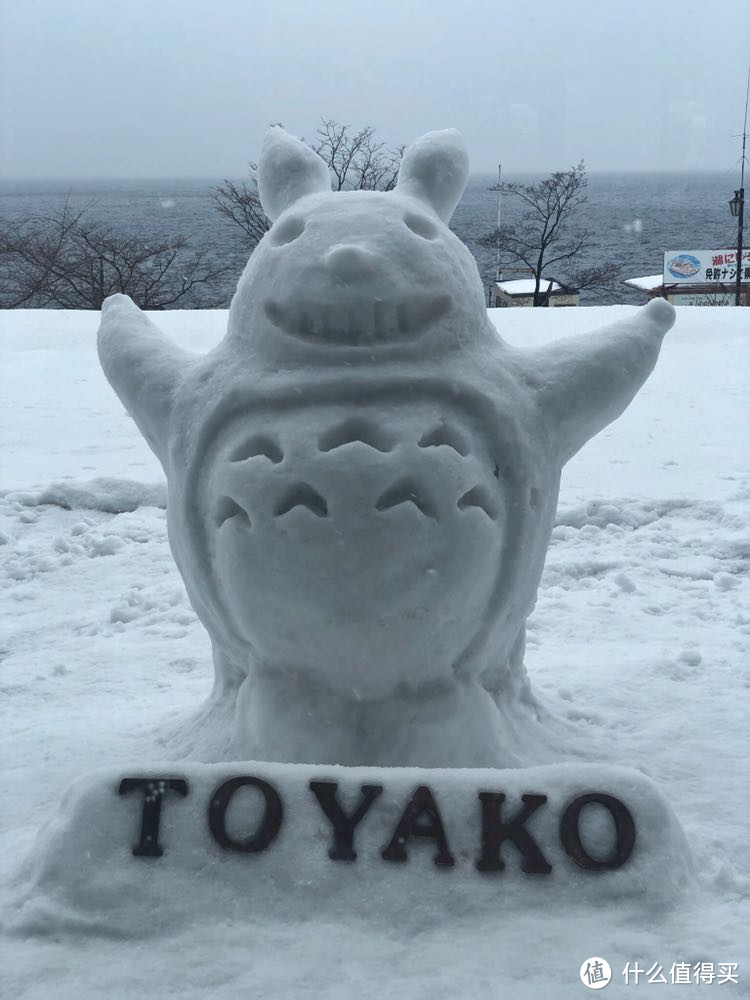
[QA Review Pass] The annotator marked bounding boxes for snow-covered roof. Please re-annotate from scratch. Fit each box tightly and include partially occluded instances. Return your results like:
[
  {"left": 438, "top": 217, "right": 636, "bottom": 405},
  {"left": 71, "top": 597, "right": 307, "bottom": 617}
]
[
  {"left": 623, "top": 274, "right": 664, "bottom": 292},
  {"left": 495, "top": 278, "right": 563, "bottom": 295}
]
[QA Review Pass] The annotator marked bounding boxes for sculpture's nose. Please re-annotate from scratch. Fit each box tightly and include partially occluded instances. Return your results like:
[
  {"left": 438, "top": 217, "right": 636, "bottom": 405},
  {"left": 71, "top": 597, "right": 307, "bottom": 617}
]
[{"left": 324, "top": 243, "right": 380, "bottom": 282}]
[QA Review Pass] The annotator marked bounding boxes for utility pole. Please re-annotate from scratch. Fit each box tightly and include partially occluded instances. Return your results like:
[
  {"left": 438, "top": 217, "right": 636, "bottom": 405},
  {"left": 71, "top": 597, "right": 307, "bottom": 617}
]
[
  {"left": 735, "top": 180, "right": 744, "bottom": 307},
  {"left": 496, "top": 163, "right": 502, "bottom": 283},
  {"left": 730, "top": 67, "right": 749, "bottom": 306}
]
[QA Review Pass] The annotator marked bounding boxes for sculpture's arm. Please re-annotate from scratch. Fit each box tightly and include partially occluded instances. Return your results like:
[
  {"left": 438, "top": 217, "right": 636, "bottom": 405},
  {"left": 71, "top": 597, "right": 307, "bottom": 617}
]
[
  {"left": 97, "top": 294, "right": 191, "bottom": 468},
  {"left": 524, "top": 298, "right": 676, "bottom": 463}
]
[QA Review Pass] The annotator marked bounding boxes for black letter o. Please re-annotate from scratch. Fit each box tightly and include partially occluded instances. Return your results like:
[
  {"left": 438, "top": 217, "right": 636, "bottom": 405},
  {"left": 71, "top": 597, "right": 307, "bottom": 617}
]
[
  {"left": 559, "top": 793, "right": 635, "bottom": 870},
  {"left": 208, "top": 776, "right": 283, "bottom": 853}
]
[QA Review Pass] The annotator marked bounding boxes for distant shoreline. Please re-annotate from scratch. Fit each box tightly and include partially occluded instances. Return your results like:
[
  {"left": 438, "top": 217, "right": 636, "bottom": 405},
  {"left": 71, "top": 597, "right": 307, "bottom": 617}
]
[{"left": 0, "top": 168, "right": 734, "bottom": 188}]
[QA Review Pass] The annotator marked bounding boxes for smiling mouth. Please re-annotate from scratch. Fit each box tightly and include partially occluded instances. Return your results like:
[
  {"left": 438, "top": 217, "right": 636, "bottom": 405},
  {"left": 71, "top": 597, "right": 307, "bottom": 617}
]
[{"left": 264, "top": 293, "right": 451, "bottom": 344}]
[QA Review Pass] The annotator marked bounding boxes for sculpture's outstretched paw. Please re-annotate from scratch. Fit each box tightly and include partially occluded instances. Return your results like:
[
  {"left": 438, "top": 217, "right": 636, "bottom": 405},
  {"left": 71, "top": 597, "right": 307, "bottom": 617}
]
[
  {"left": 525, "top": 299, "right": 676, "bottom": 463},
  {"left": 97, "top": 294, "right": 190, "bottom": 467},
  {"left": 640, "top": 296, "right": 677, "bottom": 334}
]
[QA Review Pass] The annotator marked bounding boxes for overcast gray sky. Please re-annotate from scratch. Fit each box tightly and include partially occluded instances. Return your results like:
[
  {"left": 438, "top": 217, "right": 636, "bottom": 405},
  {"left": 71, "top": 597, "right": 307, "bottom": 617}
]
[{"left": 1, "top": 0, "right": 748, "bottom": 179}]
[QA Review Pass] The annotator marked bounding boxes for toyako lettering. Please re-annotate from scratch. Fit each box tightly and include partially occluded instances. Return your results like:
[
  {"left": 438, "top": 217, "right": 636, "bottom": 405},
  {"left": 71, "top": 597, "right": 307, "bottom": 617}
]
[
  {"left": 476, "top": 793, "right": 552, "bottom": 874},
  {"left": 559, "top": 793, "right": 636, "bottom": 871},
  {"left": 118, "top": 776, "right": 637, "bottom": 874},
  {"left": 309, "top": 781, "right": 383, "bottom": 861},
  {"left": 381, "top": 785, "right": 455, "bottom": 867},
  {"left": 208, "top": 776, "right": 283, "bottom": 853},
  {"left": 118, "top": 777, "right": 189, "bottom": 857}
]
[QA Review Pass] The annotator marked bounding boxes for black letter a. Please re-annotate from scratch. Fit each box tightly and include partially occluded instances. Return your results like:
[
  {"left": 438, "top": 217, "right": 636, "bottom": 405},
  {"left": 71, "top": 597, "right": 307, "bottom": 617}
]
[{"left": 382, "top": 785, "right": 455, "bottom": 868}]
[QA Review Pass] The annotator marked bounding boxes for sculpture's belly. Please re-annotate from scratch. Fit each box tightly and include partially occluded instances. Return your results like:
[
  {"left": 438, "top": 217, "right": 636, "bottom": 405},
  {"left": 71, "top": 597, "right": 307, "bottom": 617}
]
[{"left": 205, "top": 397, "right": 505, "bottom": 697}]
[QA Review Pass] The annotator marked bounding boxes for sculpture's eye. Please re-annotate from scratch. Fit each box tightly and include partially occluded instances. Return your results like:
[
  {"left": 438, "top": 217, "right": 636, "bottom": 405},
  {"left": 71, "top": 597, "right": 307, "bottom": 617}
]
[
  {"left": 272, "top": 216, "right": 306, "bottom": 246},
  {"left": 403, "top": 212, "right": 438, "bottom": 240}
]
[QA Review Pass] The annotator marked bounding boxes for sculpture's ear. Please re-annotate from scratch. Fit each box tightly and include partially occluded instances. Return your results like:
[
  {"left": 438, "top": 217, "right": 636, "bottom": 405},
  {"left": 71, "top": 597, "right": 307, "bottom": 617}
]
[
  {"left": 396, "top": 129, "right": 469, "bottom": 223},
  {"left": 528, "top": 299, "right": 676, "bottom": 463},
  {"left": 258, "top": 126, "right": 332, "bottom": 222},
  {"left": 97, "top": 294, "right": 189, "bottom": 468}
]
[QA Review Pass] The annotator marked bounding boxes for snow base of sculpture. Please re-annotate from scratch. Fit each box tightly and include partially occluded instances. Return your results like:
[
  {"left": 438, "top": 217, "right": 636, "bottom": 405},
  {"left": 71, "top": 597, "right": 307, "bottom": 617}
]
[
  {"left": 162, "top": 671, "right": 561, "bottom": 769},
  {"left": 10, "top": 762, "right": 692, "bottom": 938}
]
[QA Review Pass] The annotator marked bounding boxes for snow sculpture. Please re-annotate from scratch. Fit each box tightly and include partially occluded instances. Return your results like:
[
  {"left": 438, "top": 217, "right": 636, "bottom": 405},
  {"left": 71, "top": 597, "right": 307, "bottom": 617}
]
[{"left": 98, "top": 128, "right": 675, "bottom": 768}]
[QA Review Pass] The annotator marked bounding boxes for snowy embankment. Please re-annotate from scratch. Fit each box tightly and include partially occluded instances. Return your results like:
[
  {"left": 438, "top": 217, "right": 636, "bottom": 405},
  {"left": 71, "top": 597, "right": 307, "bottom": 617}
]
[{"left": 1, "top": 306, "right": 748, "bottom": 999}]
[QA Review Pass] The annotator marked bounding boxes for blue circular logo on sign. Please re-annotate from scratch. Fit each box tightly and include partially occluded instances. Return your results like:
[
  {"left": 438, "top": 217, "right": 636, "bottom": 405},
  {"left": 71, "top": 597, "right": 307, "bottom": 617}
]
[{"left": 667, "top": 254, "right": 701, "bottom": 280}]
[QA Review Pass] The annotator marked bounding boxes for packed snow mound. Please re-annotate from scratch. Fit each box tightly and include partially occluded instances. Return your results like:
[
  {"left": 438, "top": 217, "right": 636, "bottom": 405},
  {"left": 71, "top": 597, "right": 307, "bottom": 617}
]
[
  {"left": 5, "top": 478, "right": 167, "bottom": 513},
  {"left": 0, "top": 304, "right": 747, "bottom": 1000},
  {"left": 555, "top": 496, "right": 723, "bottom": 531},
  {"left": 95, "top": 127, "right": 676, "bottom": 768},
  {"left": 11, "top": 761, "right": 693, "bottom": 940}
]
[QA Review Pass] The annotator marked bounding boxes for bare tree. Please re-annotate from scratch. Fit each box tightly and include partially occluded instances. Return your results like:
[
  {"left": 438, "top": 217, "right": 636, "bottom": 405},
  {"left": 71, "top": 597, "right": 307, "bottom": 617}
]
[
  {"left": 314, "top": 119, "right": 402, "bottom": 192},
  {"left": 0, "top": 202, "right": 232, "bottom": 309},
  {"left": 482, "top": 162, "right": 620, "bottom": 305},
  {"left": 214, "top": 118, "right": 403, "bottom": 251},
  {"left": 567, "top": 262, "right": 623, "bottom": 300},
  {"left": 213, "top": 178, "right": 271, "bottom": 247}
]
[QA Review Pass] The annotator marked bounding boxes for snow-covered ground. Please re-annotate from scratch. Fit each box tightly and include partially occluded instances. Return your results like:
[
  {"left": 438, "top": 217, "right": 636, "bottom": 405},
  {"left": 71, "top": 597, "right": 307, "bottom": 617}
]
[{"left": 1, "top": 306, "right": 748, "bottom": 998}]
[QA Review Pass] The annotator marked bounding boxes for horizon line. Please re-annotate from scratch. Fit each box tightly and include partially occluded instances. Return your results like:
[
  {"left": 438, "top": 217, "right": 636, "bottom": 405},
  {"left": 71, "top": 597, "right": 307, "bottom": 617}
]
[{"left": 0, "top": 166, "right": 736, "bottom": 185}]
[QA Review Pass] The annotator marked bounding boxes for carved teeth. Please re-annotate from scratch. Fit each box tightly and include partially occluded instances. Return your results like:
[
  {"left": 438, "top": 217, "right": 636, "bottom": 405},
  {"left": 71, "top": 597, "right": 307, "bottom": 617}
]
[
  {"left": 397, "top": 296, "right": 449, "bottom": 334},
  {"left": 373, "top": 301, "right": 398, "bottom": 339},
  {"left": 264, "top": 294, "right": 450, "bottom": 343}
]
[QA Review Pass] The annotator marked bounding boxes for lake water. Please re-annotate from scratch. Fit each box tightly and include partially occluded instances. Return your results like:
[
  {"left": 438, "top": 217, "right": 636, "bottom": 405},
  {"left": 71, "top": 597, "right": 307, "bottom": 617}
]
[{"left": 0, "top": 172, "right": 739, "bottom": 306}]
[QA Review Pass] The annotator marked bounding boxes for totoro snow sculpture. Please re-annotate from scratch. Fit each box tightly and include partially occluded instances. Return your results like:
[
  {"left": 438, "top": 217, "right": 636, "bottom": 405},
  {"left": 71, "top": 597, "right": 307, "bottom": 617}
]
[{"left": 98, "top": 127, "right": 675, "bottom": 769}]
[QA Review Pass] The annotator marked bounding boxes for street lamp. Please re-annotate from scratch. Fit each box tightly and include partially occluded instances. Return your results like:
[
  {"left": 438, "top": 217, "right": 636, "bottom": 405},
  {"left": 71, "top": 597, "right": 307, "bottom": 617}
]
[{"left": 729, "top": 187, "right": 745, "bottom": 306}]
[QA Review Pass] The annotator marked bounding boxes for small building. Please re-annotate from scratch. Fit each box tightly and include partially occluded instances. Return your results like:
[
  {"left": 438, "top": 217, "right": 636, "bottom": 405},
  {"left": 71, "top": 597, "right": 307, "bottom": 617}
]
[
  {"left": 490, "top": 277, "right": 580, "bottom": 308},
  {"left": 623, "top": 274, "right": 667, "bottom": 298}
]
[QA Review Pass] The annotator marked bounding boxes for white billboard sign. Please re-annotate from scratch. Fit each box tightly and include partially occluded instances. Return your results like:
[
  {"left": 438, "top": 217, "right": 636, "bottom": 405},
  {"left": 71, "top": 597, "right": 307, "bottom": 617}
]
[{"left": 663, "top": 249, "right": 750, "bottom": 285}]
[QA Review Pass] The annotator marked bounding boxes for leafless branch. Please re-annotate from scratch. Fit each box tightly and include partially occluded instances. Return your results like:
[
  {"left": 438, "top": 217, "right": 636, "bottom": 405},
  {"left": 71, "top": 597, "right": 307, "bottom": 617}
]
[
  {"left": 482, "top": 161, "right": 617, "bottom": 305},
  {"left": 213, "top": 118, "right": 403, "bottom": 251},
  {"left": 0, "top": 205, "right": 233, "bottom": 310}
]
